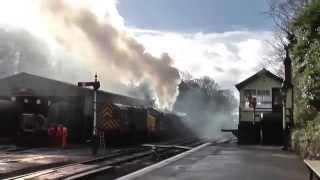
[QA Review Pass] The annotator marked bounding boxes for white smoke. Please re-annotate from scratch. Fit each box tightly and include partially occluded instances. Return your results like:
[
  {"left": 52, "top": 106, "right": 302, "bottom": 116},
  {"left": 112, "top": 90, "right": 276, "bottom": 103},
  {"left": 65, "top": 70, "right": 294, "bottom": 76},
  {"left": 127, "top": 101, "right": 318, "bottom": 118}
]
[{"left": 0, "top": 0, "right": 181, "bottom": 108}]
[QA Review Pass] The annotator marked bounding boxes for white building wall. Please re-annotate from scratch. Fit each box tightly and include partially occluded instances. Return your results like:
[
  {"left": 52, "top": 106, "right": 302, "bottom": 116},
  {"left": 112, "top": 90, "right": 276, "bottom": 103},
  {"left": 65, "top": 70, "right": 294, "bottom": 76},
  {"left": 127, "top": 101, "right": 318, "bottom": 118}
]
[{"left": 239, "top": 75, "right": 282, "bottom": 122}]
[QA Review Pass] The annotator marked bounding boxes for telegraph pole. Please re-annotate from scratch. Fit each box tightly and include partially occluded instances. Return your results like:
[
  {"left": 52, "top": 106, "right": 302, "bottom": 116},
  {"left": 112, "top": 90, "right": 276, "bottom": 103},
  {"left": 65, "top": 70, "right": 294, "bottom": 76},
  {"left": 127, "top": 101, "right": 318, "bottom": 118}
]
[
  {"left": 93, "top": 74, "right": 98, "bottom": 136},
  {"left": 282, "top": 33, "right": 294, "bottom": 150}
]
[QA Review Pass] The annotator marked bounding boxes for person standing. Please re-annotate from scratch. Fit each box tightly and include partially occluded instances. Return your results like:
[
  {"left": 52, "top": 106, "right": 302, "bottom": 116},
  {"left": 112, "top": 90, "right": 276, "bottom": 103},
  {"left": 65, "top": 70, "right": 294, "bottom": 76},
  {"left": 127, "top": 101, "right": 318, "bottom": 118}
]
[
  {"left": 47, "top": 124, "right": 55, "bottom": 147},
  {"left": 56, "top": 125, "right": 63, "bottom": 147},
  {"left": 62, "top": 126, "right": 68, "bottom": 148}
]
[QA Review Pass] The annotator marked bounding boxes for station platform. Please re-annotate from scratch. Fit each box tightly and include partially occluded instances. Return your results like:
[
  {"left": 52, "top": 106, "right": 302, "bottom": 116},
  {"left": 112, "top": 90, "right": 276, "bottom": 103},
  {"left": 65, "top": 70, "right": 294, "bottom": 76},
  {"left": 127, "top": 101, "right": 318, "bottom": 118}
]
[
  {"left": 0, "top": 144, "right": 118, "bottom": 179},
  {"left": 122, "top": 143, "right": 308, "bottom": 180}
]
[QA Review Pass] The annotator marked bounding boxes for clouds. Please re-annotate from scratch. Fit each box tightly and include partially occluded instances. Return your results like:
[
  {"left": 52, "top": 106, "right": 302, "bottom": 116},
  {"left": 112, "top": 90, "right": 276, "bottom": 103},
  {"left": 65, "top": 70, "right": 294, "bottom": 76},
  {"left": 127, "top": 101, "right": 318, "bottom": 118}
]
[{"left": 131, "top": 29, "right": 276, "bottom": 91}]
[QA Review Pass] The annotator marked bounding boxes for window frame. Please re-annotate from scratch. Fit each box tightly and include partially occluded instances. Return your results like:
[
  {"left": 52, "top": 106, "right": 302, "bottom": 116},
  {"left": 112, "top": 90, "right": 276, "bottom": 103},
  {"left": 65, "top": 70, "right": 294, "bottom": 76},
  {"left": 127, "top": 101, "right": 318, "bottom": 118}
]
[{"left": 243, "top": 89, "right": 271, "bottom": 109}]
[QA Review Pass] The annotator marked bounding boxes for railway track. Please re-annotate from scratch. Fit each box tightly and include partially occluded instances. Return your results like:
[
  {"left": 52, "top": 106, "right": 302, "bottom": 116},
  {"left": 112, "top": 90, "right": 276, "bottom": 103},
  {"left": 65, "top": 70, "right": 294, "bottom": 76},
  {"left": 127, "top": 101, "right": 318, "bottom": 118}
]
[
  {"left": 5, "top": 138, "right": 205, "bottom": 180},
  {"left": 0, "top": 146, "right": 32, "bottom": 153}
]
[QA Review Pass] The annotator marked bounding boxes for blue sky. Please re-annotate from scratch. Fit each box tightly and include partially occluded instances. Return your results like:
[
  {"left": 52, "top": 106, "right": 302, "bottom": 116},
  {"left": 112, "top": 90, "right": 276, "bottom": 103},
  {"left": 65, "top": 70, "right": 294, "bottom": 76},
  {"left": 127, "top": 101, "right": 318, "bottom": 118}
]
[{"left": 118, "top": 0, "right": 273, "bottom": 32}]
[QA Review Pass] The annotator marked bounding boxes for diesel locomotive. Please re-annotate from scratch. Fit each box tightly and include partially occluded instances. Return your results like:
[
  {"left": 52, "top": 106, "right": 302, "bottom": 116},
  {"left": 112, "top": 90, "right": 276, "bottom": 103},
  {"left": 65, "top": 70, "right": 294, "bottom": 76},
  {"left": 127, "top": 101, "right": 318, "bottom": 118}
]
[{"left": 97, "top": 103, "right": 195, "bottom": 145}]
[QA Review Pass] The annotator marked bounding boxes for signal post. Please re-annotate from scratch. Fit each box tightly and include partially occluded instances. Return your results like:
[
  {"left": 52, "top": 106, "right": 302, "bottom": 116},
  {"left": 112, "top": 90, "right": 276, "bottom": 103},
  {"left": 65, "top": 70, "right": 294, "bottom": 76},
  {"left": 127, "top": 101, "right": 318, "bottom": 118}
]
[{"left": 78, "top": 74, "right": 101, "bottom": 155}]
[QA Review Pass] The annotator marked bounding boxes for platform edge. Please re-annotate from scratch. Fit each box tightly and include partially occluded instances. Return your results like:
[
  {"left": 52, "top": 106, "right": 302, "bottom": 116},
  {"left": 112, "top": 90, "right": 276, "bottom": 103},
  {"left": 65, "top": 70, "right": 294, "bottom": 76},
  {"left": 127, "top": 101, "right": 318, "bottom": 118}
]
[{"left": 116, "top": 142, "right": 211, "bottom": 180}]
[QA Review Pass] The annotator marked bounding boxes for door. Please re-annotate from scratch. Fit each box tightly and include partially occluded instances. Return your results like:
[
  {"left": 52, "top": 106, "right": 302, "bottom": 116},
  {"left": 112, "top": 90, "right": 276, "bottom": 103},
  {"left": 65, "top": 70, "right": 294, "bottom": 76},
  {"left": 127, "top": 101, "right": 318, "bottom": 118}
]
[{"left": 272, "top": 88, "right": 282, "bottom": 112}]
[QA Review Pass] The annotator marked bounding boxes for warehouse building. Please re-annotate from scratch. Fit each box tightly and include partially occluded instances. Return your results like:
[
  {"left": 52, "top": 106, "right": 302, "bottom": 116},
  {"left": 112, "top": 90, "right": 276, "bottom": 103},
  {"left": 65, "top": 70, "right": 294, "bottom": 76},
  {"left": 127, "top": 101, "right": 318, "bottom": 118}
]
[{"left": 0, "top": 72, "right": 151, "bottom": 141}]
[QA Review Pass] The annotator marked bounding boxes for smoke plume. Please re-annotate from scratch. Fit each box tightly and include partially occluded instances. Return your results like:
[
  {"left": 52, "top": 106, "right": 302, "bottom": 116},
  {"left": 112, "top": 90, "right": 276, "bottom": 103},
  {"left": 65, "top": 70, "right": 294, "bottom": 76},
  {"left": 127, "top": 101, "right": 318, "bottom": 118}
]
[
  {"left": 36, "top": 0, "right": 180, "bottom": 108},
  {"left": 0, "top": 28, "right": 53, "bottom": 78},
  {"left": 174, "top": 78, "right": 238, "bottom": 140}
]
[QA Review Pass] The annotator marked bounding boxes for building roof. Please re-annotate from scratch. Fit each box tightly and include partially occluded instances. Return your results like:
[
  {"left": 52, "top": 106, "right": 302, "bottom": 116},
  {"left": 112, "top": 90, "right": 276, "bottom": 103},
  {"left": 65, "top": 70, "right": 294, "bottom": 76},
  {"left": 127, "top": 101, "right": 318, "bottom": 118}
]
[
  {"left": 235, "top": 68, "right": 283, "bottom": 90},
  {"left": 0, "top": 72, "right": 149, "bottom": 105},
  {"left": 0, "top": 72, "right": 87, "bottom": 93}
]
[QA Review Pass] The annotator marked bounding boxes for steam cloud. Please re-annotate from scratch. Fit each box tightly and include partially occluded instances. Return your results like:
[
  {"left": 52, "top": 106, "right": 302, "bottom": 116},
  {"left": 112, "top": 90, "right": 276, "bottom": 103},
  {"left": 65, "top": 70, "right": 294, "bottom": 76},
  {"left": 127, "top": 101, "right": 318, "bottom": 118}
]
[
  {"left": 0, "top": 28, "right": 52, "bottom": 78},
  {"left": 0, "top": 28, "right": 117, "bottom": 92},
  {"left": 37, "top": 0, "right": 180, "bottom": 108}
]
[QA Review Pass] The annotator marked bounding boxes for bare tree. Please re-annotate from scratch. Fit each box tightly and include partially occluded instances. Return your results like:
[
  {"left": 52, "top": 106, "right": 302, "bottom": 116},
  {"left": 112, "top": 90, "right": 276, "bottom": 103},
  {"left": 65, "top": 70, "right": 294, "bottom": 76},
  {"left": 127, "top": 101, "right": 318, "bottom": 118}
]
[
  {"left": 262, "top": 0, "right": 306, "bottom": 76},
  {"left": 179, "top": 71, "right": 193, "bottom": 81},
  {"left": 267, "top": 0, "right": 307, "bottom": 33}
]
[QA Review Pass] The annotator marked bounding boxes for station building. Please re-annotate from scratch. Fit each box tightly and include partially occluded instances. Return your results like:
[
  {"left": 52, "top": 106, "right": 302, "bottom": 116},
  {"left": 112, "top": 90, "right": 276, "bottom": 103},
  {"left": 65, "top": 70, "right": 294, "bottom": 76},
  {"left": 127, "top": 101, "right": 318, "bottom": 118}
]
[{"left": 235, "top": 68, "right": 293, "bottom": 145}]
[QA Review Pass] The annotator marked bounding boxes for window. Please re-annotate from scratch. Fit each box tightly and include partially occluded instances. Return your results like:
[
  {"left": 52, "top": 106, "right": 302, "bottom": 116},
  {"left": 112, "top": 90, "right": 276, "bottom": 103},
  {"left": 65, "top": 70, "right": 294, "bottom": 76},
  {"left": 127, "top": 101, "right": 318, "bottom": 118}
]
[
  {"left": 244, "top": 89, "right": 256, "bottom": 97},
  {"left": 244, "top": 89, "right": 255, "bottom": 109},
  {"left": 257, "top": 90, "right": 271, "bottom": 106},
  {"left": 244, "top": 89, "right": 271, "bottom": 109},
  {"left": 36, "top": 99, "right": 41, "bottom": 105}
]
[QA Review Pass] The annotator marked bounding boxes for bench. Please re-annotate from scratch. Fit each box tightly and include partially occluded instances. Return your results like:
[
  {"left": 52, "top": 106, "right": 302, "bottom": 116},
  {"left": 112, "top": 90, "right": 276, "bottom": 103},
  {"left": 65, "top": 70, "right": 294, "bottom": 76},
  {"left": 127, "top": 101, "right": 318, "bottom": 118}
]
[{"left": 304, "top": 160, "right": 320, "bottom": 180}]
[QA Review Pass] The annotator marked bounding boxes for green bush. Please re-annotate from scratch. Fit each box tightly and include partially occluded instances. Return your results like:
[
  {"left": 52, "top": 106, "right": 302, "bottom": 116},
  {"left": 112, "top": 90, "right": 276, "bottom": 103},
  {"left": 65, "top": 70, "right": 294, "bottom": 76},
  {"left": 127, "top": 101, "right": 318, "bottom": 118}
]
[
  {"left": 292, "top": 113, "right": 320, "bottom": 159},
  {"left": 288, "top": 0, "right": 320, "bottom": 158},
  {"left": 291, "top": 0, "right": 320, "bottom": 112}
]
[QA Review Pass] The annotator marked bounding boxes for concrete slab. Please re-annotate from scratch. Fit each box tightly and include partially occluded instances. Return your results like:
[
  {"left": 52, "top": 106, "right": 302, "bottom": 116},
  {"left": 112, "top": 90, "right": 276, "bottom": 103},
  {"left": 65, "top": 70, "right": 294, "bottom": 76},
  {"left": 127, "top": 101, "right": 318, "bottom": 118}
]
[{"left": 133, "top": 143, "right": 308, "bottom": 180}]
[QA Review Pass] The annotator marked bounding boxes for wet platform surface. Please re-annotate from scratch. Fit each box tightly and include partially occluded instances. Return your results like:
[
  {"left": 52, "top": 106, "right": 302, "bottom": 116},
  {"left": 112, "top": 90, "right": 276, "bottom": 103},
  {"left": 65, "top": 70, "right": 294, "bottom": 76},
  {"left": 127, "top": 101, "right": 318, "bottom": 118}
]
[
  {"left": 0, "top": 144, "right": 110, "bottom": 178},
  {"left": 134, "top": 143, "right": 308, "bottom": 180}
]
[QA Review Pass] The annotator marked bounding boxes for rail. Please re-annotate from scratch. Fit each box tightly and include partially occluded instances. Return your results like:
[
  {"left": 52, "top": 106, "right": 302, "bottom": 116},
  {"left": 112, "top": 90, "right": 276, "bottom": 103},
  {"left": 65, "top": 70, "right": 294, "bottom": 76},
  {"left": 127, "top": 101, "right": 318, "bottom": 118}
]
[
  {"left": 142, "top": 144, "right": 192, "bottom": 150},
  {"left": 5, "top": 138, "right": 202, "bottom": 180}
]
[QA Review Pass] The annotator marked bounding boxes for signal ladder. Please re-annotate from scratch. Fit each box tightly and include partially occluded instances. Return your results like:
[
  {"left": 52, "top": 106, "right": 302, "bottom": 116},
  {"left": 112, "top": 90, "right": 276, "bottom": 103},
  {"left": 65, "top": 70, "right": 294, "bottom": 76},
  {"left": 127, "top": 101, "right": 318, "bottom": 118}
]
[{"left": 99, "top": 131, "right": 106, "bottom": 150}]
